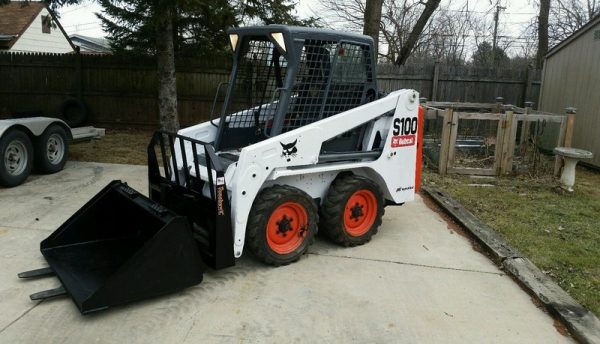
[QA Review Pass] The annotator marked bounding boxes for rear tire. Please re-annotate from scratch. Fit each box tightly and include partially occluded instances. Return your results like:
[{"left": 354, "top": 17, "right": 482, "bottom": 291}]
[
  {"left": 320, "top": 174, "right": 384, "bottom": 246},
  {"left": 35, "top": 124, "right": 69, "bottom": 174},
  {"left": 246, "top": 185, "right": 318, "bottom": 266},
  {"left": 0, "top": 129, "right": 33, "bottom": 187}
]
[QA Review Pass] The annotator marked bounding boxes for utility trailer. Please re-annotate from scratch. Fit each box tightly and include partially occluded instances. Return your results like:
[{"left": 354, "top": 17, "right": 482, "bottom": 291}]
[
  {"left": 19, "top": 25, "right": 424, "bottom": 314},
  {"left": 0, "top": 117, "right": 104, "bottom": 187}
]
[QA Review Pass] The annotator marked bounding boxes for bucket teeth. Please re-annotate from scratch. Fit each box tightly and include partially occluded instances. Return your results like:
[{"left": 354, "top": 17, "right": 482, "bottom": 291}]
[
  {"left": 18, "top": 267, "right": 54, "bottom": 279},
  {"left": 30, "top": 286, "right": 66, "bottom": 300}
]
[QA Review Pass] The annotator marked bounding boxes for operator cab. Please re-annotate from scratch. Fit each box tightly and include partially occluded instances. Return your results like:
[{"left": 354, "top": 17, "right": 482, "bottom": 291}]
[{"left": 215, "top": 25, "right": 378, "bottom": 154}]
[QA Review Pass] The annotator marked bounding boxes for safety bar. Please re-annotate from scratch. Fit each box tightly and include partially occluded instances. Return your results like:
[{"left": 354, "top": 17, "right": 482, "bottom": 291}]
[{"left": 148, "top": 130, "right": 225, "bottom": 195}]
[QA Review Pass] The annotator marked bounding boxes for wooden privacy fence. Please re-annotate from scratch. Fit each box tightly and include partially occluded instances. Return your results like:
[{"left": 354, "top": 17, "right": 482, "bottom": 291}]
[
  {"left": 424, "top": 101, "right": 575, "bottom": 176},
  {"left": 0, "top": 52, "right": 542, "bottom": 127},
  {"left": 378, "top": 64, "right": 541, "bottom": 106},
  {"left": 0, "top": 52, "right": 233, "bottom": 127}
]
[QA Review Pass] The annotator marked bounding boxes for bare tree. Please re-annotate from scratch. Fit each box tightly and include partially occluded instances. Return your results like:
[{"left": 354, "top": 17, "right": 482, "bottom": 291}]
[
  {"left": 394, "top": 0, "right": 441, "bottom": 65},
  {"left": 322, "top": 0, "right": 600, "bottom": 68},
  {"left": 322, "top": 0, "right": 463, "bottom": 64},
  {"left": 536, "top": 0, "right": 550, "bottom": 68},
  {"left": 549, "top": 0, "right": 599, "bottom": 45},
  {"left": 410, "top": 5, "right": 478, "bottom": 64},
  {"left": 320, "top": 0, "right": 419, "bottom": 62},
  {"left": 155, "top": 5, "right": 179, "bottom": 133},
  {"left": 364, "top": 0, "right": 384, "bottom": 57},
  {"left": 320, "top": 0, "right": 522, "bottom": 66},
  {"left": 379, "top": 0, "right": 422, "bottom": 63},
  {"left": 319, "top": 0, "right": 365, "bottom": 30}
]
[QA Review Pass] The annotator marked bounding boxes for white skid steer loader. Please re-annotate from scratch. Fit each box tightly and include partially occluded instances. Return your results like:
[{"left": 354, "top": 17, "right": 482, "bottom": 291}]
[{"left": 19, "top": 25, "right": 424, "bottom": 314}]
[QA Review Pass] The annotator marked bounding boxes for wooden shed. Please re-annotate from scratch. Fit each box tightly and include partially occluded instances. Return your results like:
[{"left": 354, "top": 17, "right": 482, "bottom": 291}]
[{"left": 538, "top": 15, "right": 600, "bottom": 168}]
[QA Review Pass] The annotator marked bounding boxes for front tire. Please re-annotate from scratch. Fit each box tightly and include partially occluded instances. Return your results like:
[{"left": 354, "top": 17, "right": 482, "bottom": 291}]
[
  {"left": 35, "top": 124, "right": 69, "bottom": 174},
  {"left": 246, "top": 185, "right": 318, "bottom": 266},
  {"left": 0, "top": 129, "right": 34, "bottom": 187},
  {"left": 320, "top": 174, "right": 384, "bottom": 246}
]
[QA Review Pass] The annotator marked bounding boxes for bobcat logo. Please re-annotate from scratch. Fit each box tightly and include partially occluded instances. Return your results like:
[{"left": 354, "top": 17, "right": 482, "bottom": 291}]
[{"left": 280, "top": 139, "right": 298, "bottom": 162}]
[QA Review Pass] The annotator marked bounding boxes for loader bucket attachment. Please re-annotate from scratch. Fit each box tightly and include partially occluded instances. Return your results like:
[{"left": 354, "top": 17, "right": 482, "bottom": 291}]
[{"left": 33, "top": 180, "right": 204, "bottom": 314}]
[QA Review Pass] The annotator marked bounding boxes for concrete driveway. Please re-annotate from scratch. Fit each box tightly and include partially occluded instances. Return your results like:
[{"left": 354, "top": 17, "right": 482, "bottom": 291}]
[{"left": 0, "top": 162, "right": 572, "bottom": 343}]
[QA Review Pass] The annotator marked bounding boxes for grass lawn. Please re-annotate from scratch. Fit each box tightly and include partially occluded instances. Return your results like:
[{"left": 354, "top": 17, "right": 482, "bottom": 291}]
[
  {"left": 70, "top": 129, "right": 600, "bottom": 316},
  {"left": 70, "top": 128, "right": 152, "bottom": 165},
  {"left": 424, "top": 168, "right": 600, "bottom": 316}
]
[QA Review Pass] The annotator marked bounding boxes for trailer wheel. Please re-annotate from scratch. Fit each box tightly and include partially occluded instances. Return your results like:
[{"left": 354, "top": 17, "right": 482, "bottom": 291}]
[
  {"left": 320, "top": 174, "right": 384, "bottom": 246},
  {"left": 35, "top": 125, "right": 69, "bottom": 174},
  {"left": 0, "top": 129, "right": 33, "bottom": 187},
  {"left": 246, "top": 185, "right": 318, "bottom": 266}
]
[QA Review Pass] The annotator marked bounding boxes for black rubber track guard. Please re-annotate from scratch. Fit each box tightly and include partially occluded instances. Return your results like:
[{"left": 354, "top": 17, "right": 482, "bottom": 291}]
[{"left": 34, "top": 180, "right": 205, "bottom": 314}]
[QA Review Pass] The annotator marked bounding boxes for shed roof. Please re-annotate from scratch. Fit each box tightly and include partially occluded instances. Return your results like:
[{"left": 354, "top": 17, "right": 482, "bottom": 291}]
[
  {"left": 546, "top": 14, "right": 600, "bottom": 59},
  {"left": 0, "top": 2, "right": 45, "bottom": 48},
  {"left": 70, "top": 34, "right": 111, "bottom": 54}
]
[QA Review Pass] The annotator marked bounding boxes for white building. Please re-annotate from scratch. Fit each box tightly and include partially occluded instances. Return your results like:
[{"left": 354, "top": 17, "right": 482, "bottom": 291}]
[{"left": 0, "top": 1, "right": 75, "bottom": 53}]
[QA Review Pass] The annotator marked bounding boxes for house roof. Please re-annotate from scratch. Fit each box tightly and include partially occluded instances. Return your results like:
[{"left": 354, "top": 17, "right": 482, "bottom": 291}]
[
  {"left": 546, "top": 14, "right": 600, "bottom": 59},
  {"left": 70, "top": 34, "right": 111, "bottom": 54},
  {"left": 0, "top": 1, "right": 75, "bottom": 51},
  {"left": 0, "top": 2, "right": 45, "bottom": 48}
]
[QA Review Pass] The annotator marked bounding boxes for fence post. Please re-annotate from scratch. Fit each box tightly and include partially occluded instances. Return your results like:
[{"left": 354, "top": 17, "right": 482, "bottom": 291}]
[
  {"left": 519, "top": 101, "right": 534, "bottom": 157},
  {"left": 564, "top": 107, "right": 576, "bottom": 147},
  {"left": 75, "top": 52, "right": 82, "bottom": 100},
  {"left": 500, "top": 109, "right": 516, "bottom": 174},
  {"left": 522, "top": 68, "right": 533, "bottom": 105},
  {"left": 447, "top": 109, "right": 459, "bottom": 170},
  {"left": 554, "top": 107, "right": 576, "bottom": 176},
  {"left": 439, "top": 107, "right": 453, "bottom": 175},
  {"left": 494, "top": 96, "right": 504, "bottom": 113},
  {"left": 431, "top": 62, "right": 440, "bottom": 101}
]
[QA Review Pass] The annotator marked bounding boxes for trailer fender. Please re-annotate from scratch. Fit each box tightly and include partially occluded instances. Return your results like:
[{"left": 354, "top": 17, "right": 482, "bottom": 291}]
[{"left": 0, "top": 118, "right": 72, "bottom": 141}]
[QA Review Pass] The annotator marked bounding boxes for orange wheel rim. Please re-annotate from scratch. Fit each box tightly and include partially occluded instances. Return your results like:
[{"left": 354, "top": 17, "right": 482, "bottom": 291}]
[
  {"left": 344, "top": 189, "right": 377, "bottom": 237},
  {"left": 266, "top": 202, "right": 309, "bottom": 254}
]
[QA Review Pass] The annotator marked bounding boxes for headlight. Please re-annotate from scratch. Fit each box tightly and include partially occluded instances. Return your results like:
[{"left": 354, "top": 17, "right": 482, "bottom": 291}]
[
  {"left": 229, "top": 33, "right": 239, "bottom": 51},
  {"left": 270, "top": 32, "right": 286, "bottom": 52}
]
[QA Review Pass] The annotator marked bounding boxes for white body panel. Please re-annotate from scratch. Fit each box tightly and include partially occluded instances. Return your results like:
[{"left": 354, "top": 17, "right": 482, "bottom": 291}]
[{"left": 176, "top": 89, "right": 420, "bottom": 257}]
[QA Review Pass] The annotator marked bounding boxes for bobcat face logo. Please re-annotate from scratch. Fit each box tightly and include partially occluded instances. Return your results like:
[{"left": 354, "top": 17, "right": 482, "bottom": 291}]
[{"left": 280, "top": 139, "right": 298, "bottom": 162}]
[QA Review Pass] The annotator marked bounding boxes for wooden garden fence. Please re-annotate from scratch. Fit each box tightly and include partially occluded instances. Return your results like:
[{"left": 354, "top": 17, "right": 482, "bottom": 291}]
[{"left": 425, "top": 101, "right": 575, "bottom": 177}]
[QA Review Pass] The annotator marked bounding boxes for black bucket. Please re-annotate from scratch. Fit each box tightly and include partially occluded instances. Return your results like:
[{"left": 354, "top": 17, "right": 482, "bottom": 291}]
[{"left": 31, "top": 180, "right": 205, "bottom": 314}]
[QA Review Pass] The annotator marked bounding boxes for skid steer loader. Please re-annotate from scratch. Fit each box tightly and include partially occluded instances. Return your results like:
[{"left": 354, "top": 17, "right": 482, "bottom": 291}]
[{"left": 19, "top": 25, "right": 424, "bottom": 314}]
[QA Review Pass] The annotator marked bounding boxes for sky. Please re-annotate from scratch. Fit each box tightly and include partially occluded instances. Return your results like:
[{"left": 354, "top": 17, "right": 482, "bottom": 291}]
[{"left": 57, "top": 0, "right": 538, "bottom": 55}]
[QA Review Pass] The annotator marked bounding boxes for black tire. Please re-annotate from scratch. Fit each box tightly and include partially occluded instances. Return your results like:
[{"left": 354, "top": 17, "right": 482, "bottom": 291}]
[
  {"left": 61, "top": 98, "right": 87, "bottom": 127},
  {"left": 320, "top": 174, "right": 384, "bottom": 246},
  {"left": 246, "top": 185, "right": 318, "bottom": 266},
  {"left": 0, "top": 129, "right": 34, "bottom": 187},
  {"left": 34, "top": 124, "right": 69, "bottom": 174}
]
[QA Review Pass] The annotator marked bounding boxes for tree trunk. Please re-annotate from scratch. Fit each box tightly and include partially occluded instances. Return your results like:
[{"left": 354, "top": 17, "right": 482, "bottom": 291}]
[
  {"left": 363, "top": 0, "right": 384, "bottom": 59},
  {"left": 536, "top": 0, "right": 550, "bottom": 69},
  {"left": 394, "top": 0, "right": 441, "bottom": 66},
  {"left": 155, "top": 7, "right": 180, "bottom": 132}
]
